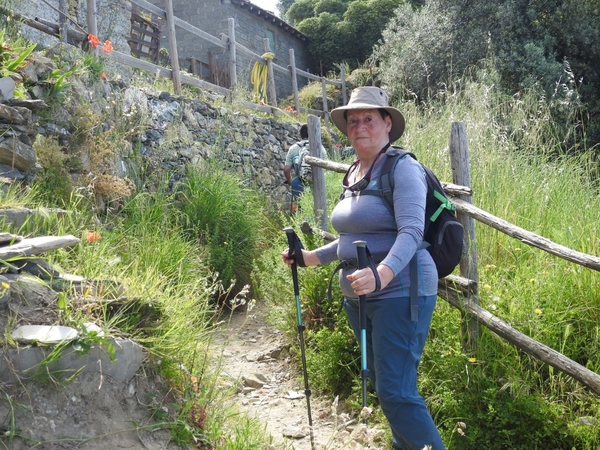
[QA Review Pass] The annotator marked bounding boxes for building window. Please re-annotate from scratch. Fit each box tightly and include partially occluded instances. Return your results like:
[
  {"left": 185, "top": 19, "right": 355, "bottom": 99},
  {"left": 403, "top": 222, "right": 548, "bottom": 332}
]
[{"left": 266, "top": 30, "right": 275, "bottom": 53}]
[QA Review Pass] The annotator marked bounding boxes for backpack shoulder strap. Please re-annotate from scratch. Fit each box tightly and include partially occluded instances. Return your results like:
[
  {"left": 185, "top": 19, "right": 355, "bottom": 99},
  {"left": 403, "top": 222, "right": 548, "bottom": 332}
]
[{"left": 356, "top": 147, "right": 415, "bottom": 216}]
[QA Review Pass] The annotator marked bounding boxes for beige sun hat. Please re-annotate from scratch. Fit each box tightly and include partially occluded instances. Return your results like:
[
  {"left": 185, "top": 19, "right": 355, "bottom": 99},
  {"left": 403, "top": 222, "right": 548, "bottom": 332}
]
[{"left": 330, "top": 86, "right": 405, "bottom": 143}]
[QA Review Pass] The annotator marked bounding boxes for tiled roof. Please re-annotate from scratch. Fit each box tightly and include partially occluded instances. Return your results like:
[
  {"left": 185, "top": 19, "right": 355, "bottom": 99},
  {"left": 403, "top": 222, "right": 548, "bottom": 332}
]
[{"left": 230, "top": 0, "right": 308, "bottom": 40}]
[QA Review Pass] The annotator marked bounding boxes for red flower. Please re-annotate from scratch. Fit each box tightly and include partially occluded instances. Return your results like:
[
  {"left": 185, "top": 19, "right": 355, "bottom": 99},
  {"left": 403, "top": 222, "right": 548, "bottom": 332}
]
[
  {"left": 102, "top": 40, "right": 113, "bottom": 53},
  {"left": 100, "top": 73, "right": 107, "bottom": 80},
  {"left": 84, "top": 231, "right": 101, "bottom": 243},
  {"left": 87, "top": 34, "right": 100, "bottom": 48}
]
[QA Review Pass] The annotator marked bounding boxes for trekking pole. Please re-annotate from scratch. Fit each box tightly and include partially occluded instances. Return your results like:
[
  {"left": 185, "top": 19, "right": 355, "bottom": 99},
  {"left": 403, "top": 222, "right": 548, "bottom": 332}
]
[
  {"left": 284, "top": 227, "right": 316, "bottom": 450},
  {"left": 354, "top": 240, "right": 370, "bottom": 424}
]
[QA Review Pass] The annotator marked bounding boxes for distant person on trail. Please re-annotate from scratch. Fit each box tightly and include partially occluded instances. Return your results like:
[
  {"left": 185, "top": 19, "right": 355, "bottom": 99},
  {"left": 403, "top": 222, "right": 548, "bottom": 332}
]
[
  {"left": 281, "top": 86, "right": 445, "bottom": 449},
  {"left": 283, "top": 123, "right": 327, "bottom": 203},
  {"left": 283, "top": 124, "right": 309, "bottom": 202}
]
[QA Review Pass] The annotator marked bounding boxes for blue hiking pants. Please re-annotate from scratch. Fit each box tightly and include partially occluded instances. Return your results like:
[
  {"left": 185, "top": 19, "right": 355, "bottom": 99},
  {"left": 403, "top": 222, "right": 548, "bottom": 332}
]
[{"left": 343, "top": 295, "right": 445, "bottom": 450}]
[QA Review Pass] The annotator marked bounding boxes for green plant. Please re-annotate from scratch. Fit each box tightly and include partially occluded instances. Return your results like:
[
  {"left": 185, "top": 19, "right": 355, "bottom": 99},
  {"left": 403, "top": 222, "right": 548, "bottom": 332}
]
[
  {"left": 0, "top": 29, "right": 36, "bottom": 99},
  {"left": 176, "top": 164, "right": 271, "bottom": 301},
  {"left": 0, "top": 29, "right": 36, "bottom": 74}
]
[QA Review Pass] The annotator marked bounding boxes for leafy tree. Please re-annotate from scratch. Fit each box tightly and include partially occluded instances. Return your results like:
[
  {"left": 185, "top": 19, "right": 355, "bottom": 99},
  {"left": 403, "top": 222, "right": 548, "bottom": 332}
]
[
  {"left": 343, "top": 0, "right": 402, "bottom": 67},
  {"left": 297, "top": 0, "right": 403, "bottom": 73},
  {"left": 297, "top": 13, "right": 353, "bottom": 72},
  {"left": 314, "top": 0, "right": 347, "bottom": 17},
  {"left": 375, "top": 0, "right": 600, "bottom": 149},
  {"left": 287, "top": 0, "right": 317, "bottom": 24},
  {"left": 277, "top": 0, "right": 298, "bottom": 18}
]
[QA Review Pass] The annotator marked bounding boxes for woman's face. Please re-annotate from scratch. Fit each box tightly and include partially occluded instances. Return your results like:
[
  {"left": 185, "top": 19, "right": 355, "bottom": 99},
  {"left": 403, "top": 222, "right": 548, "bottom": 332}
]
[{"left": 346, "top": 109, "right": 392, "bottom": 155}]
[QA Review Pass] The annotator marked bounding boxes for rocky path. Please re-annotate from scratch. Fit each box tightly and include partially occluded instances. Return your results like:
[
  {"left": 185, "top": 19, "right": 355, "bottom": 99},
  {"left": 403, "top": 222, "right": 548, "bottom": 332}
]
[{"left": 213, "top": 302, "right": 387, "bottom": 450}]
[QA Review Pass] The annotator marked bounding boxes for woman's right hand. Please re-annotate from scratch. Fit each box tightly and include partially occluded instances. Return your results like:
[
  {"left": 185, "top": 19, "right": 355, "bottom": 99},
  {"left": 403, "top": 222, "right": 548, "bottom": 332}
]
[
  {"left": 281, "top": 248, "right": 295, "bottom": 268},
  {"left": 280, "top": 248, "right": 321, "bottom": 267}
]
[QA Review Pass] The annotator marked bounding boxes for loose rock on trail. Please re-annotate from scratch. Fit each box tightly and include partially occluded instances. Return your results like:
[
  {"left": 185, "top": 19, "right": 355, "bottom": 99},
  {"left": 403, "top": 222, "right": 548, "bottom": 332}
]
[{"left": 213, "top": 302, "right": 387, "bottom": 450}]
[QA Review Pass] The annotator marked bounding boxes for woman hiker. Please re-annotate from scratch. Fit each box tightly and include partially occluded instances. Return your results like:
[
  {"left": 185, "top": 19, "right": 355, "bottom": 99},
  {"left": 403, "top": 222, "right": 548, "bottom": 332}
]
[{"left": 281, "top": 86, "right": 445, "bottom": 449}]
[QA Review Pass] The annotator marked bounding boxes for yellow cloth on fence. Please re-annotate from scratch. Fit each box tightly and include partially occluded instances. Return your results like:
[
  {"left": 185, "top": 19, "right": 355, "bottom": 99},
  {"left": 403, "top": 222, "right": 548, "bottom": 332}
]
[{"left": 250, "top": 52, "right": 275, "bottom": 103}]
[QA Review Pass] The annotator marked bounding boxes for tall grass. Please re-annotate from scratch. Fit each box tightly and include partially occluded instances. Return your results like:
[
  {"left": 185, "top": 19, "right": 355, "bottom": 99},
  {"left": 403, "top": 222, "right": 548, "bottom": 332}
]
[
  {"left": 2, "top": 174, "right": 274, "bottom": 448},
  {"left": 176, "top": 163, "right": 276, "bottom": 303}
]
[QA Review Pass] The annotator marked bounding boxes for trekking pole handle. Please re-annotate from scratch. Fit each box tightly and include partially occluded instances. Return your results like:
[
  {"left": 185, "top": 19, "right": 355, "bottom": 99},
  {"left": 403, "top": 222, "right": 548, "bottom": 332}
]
[
  {"left": 354, "top": 240, "right": 368, "bottom": 271},
  {"left": 284, "top": 227, "right": 296, "bottom": 260}
]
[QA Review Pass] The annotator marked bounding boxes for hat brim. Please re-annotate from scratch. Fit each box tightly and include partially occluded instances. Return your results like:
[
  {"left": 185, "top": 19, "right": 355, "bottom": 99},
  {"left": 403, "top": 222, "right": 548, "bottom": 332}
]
[{"left": 330, "top": 104, "right": 405, "bottom": 143}]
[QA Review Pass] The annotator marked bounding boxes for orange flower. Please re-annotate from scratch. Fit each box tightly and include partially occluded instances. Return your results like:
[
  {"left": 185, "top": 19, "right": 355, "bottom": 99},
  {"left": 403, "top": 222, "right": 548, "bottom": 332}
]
[
  {"left": 87, "top": 34, "right": 100, "bottom": 48},
  {"left": 84, "top": 231, "right": 101, "bottom": 243},
  {"left": 100, "top": 73, "right": 107, "bottom": 80},
  {"left": 102, "top": 40, "right": 113, "bottom": 53}
]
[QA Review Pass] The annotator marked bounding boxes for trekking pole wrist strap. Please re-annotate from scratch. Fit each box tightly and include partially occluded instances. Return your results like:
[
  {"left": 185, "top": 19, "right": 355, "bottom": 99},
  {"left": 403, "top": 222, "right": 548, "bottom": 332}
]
[{"left": 365, "top": 247, "right": 381, "bottom": 292}]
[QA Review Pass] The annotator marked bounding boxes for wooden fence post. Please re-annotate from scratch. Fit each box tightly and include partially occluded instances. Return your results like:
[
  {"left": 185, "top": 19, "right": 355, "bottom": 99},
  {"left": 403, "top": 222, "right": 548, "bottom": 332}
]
[
  {"left": 340, "top": 64, "right": 347, "bottom": 106},
  {"left": 320, "top": 77, "right": 329, "bottom": 125},
  {"left": 448, "top": 121, "right": 480, "bottom": 349},
  {"left": 227, "top": 18, "right": 237, "bottom": 92},
  {"left": 289, "top": 49, "right": 300, "bottom": 113},
  {"left": 263, "top": 39, "right": 277, "bottom": 107},
  {"left": 86, "top": 0, "right": 98, "bottom": 37},
  {"left": 308, "top": 115, "right": 328, "bottom": 230},
  {"left": 58, "top": 0, "right": 68, "bottom": 44},
  {"left": 164, "top": 0, "right": 182, "bottom": 95}
]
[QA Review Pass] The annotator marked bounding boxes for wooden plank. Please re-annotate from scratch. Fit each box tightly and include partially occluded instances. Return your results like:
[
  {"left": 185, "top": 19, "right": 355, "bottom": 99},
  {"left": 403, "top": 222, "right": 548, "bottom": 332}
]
[
  {"left": 0, "top": 236, "right": 80, "bottom": 259},
  {"left": 453, "top": 197, "right": 600, "bottom": 272},
  {"left": 164, "top": 0, "right": 181, "bottom": 95},
  {"left": 228, "top": 18, "right": 237, "bottom": 91},
  {"left": 308, "top": 115, "right": 327, "bottom": 229},
  {"left": 293, "top": 66, "right": 343, "bottom": 87},
  {"left": 449, "top": 121, "right": 480, "bottom": 346},
  {"left": 99, "top": 50, "right": 230, "bottom": 95},
  {"left": 289, "top": 49, "right": 300, "bottom": 113},
  {"left": 86, "top": 0, "right": 98, "bottom": 37}
]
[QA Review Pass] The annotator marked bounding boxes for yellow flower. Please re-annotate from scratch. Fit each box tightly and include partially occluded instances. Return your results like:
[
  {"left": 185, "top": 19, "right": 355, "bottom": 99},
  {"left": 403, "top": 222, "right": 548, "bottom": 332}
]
[
  {"left": 535, "top": 308, "right": 543, "bottom": 315},
  {"left": 484, "top": 284, "right": 491, "bottom": 291},
  {"left": 468, "top": 357, "right": 477, "bottom": 363}
]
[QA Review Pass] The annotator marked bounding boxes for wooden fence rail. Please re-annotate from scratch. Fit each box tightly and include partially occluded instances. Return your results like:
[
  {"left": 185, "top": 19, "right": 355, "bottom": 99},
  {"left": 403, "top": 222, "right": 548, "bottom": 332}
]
[{"left": 302, "top": 119, "right": 600, "bottom": 396}]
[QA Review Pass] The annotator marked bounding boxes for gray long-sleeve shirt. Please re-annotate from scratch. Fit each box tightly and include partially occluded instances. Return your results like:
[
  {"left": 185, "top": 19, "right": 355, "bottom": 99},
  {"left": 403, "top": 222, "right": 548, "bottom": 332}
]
[{"left": 316, "top": 149, "right": 438, "bottom": 299}]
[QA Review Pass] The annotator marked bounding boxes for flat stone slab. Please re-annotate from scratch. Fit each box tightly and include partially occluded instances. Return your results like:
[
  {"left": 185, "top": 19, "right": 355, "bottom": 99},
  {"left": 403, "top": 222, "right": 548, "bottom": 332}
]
[
  {"left": 0, "top": 337, "right": 144, "bottom": 384},
  {"left": 11, "top": 325, "right": 79, "bottom": 344}
]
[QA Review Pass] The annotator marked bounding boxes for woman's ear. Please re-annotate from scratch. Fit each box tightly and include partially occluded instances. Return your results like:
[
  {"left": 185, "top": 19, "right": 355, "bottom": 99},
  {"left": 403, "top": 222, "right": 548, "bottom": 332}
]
[{"left": 385, "top": 115, "right": 393, "bottom": 134}]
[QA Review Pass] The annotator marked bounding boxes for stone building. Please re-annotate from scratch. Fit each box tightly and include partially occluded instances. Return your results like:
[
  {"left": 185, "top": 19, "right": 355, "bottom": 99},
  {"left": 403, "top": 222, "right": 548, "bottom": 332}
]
[
  {"left": 18, "top": 0, "right": 311, "bottom": 100},
  {"left": 156, "top": 0, "right": 311, "bottom": 100}
]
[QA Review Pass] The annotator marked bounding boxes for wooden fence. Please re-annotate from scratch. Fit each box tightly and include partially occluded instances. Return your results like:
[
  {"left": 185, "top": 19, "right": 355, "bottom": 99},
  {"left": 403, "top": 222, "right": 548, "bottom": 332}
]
[
  {"left": 118, "top": 0, "right": 345, "bottom": 116},
  {"left": 302, "top": 119, "right": 600, "bottom": 396},
  {"left": 3, "top": 0, "right": 346, "bottom": 117}
]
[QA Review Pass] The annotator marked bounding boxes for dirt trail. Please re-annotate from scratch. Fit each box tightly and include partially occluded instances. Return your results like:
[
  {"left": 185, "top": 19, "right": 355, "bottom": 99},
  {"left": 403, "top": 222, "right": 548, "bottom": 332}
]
[{"left": 213, "top": 302, "right": 387, "bottom": 450}]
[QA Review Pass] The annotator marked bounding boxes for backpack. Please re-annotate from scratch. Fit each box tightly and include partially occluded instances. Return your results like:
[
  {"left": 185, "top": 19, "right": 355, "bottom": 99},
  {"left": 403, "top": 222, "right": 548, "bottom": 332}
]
[
  {"left": 350, "top": 147, "right": 464, "bottom": 278},
  {"left": 292, "top": 140, "right": 312, "bottom": 184}
]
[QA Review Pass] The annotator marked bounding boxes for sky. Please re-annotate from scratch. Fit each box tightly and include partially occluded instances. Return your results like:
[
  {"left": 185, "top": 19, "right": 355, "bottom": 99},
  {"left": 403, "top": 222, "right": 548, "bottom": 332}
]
[{"left": 250, "top": 0, "right": 281, "bottom": 16}]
